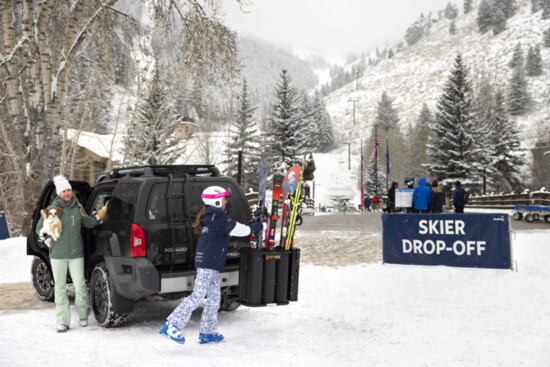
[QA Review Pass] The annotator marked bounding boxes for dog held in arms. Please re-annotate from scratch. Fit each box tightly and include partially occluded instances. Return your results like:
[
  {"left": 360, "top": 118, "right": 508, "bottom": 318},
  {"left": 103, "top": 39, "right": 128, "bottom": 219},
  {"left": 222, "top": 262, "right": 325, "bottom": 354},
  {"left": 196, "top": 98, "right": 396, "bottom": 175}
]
[{"left": 39, "top": 208, "right": 63, "bottom": 247}]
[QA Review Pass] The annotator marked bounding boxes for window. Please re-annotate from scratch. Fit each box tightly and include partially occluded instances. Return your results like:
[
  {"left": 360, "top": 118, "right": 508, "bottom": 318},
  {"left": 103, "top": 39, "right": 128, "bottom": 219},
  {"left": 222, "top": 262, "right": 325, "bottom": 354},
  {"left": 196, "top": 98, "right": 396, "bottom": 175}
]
[{"left": 109, "top": 183, "right": 139, "bottom": 222}]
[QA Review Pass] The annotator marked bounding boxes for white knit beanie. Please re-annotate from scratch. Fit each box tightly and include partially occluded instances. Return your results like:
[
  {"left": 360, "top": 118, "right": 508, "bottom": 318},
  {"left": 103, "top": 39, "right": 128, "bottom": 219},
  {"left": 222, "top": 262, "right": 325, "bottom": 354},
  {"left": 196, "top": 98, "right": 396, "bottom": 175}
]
[{"left": 54, "top": 175, "right": 72, "bottom": 195}]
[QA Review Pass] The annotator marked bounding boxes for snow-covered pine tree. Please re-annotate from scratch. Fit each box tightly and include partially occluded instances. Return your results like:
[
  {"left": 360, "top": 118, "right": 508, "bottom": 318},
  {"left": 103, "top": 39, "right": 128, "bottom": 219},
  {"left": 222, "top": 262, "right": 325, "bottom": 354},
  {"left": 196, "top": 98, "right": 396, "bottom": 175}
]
[
  {"left": 495, "top": 0, "right": 516, "bottom": 19},
  {"left": 526, "top": 45, "right": 543, "bottom": 76},
  {"left": 131, "top": 64, "right": 181, "bottom": 166},
  {"left": 508, "top": 43, "right": 524, "bottom": 69},
  {"left": 490, "top": 90, "right": 526, "bottom": 193},
  {"left": 426, "top": 54, "right": 480, "bottom": 190},
  {"left": 375, "top": 91, "right": 399, "bottom": 133},
  {"left": 296, "top": 90, "right": 318, "bottom": 153},
  {"left": 408, "top": 103, "right": 433, "bottom": 180},
  {"left": 477, "top": 0, "right": 493, "bottom": 33},
  {"left": 508, "top": 63, "right": 530, "bottom": 115},
  {"left": 311, "top": 91, "right": 335, "bottom": 153},
  {"left": 365, "top": 155, "right": 386, "bottom": 196},
  {"left": 267, "top": 69, "right": 305, "bottom": 172},
  {"left": 224, "top": 79, "right": 262, "bottom": 192},
  {"left": 543, "top": 0, "right": 550, "bottom": 19},
  {"left": 444, "top": 2, "right": 459, "bottom": 19},
  {"left": 450, "top": 20, "right": 457, "bottom": 35},
  {"left": 493, "top": 7, "right": 507, "bottom": 35},
  {"left": 544, "top": 27, "right": 550, "bottom": 47},
  {"left": 464, "top": 0, "right": 473, "bottom": 14},
  {"left": 531, "top": 0, "right": 542, "bottom": 13}
]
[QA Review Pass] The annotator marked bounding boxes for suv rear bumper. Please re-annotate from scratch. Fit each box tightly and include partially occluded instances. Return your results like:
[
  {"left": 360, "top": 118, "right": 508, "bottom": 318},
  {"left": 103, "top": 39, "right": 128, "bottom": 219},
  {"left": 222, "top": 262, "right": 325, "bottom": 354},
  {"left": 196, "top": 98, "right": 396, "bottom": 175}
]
[{"left": 105, "top": 256, "right": 239, "bottom": 299}]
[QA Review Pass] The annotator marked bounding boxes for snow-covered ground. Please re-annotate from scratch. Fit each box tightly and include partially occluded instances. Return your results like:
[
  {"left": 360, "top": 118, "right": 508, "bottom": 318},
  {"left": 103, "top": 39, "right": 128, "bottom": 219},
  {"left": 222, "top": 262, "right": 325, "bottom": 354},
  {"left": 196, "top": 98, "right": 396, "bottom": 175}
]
[{"left": 1, "top": 225, "right": 549, "bottom": 367}]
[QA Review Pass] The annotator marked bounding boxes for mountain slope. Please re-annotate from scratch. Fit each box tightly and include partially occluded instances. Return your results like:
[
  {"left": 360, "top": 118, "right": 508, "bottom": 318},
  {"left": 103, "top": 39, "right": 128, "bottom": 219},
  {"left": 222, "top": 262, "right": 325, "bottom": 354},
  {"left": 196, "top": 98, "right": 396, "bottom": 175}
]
[{"left": 325, "top": 0, "right": 550, "bottom": 149}]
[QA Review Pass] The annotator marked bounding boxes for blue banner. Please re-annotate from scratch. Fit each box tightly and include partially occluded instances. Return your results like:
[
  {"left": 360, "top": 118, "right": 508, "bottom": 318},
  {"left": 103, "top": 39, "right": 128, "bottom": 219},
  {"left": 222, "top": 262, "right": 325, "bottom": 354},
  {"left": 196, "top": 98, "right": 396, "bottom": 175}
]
[
  {"left": 382, "top": 213, "right": 512, "bottom": 269},
  {"left": 0, "top": 211, "right": 10, "bottom": 240}
]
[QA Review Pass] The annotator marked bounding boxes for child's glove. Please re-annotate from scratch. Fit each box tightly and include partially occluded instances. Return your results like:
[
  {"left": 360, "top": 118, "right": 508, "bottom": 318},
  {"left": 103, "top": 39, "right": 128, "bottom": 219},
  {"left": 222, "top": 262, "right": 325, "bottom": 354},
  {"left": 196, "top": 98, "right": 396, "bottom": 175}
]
[{"left": 248, "top": 220, "right": 263, "bottom": 233}]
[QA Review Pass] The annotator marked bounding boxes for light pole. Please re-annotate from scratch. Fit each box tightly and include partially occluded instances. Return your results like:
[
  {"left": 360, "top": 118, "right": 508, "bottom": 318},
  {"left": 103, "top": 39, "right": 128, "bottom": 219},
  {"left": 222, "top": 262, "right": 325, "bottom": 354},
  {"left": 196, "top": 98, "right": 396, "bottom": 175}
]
[{"left": 348, "top": 98, "right": 358, "bottom": 126}]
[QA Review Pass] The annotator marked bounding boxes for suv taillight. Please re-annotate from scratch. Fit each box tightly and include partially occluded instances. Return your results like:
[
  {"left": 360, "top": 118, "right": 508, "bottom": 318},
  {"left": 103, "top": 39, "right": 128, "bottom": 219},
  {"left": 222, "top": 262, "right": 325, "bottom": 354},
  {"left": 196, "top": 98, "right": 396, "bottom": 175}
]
[{"left": 130, "top": 224, "right": 146, "bottom": 257}]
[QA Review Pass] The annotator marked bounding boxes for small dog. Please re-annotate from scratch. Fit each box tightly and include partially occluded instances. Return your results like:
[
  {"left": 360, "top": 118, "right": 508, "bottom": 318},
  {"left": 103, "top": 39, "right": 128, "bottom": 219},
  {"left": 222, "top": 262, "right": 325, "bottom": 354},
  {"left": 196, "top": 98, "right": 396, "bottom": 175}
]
[{"left": 40, "top": 208, "right": 63, "bottom": 247}]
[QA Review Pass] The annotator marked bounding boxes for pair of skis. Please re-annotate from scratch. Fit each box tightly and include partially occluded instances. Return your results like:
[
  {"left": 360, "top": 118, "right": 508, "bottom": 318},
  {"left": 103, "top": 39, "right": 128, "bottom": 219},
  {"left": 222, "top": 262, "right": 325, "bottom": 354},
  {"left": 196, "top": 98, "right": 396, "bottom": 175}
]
[
  {"left": 253, "top": 160, "right": 304, "bottom": 250},
  {"left": 254, "top": 161, "right": 283, "bottom": 250}
]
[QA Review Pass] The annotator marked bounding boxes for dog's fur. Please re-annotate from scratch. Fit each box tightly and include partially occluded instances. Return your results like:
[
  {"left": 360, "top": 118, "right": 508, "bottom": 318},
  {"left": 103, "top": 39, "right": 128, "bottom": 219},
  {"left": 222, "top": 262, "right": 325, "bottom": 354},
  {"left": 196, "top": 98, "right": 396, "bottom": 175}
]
[{"left": 40, "top": 208, "right": 63, "bottom": 247}]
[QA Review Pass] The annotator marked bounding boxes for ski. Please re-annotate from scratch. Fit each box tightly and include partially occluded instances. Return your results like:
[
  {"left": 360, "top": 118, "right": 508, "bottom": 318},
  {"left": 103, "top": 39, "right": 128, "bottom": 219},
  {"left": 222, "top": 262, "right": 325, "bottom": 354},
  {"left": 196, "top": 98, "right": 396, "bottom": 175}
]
[
  {"left": 284, "top": 163, "right": 305, "bottom": 250},
  {"left": 279, "top": 164, "right": 302, "bottom": 249},
  {"left": 254, "top": 161, "right": 269, "bottom": 249},
  {"left": 265, "top": 174, "right": 283, "bottom": 249}
]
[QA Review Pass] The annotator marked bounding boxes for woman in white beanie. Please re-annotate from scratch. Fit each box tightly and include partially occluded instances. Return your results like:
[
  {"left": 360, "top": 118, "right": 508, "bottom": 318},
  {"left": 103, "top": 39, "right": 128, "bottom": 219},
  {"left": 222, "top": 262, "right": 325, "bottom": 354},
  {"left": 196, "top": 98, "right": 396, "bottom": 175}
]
[{"left": 36, "top": 175, "right": 108, "bottom": 332}]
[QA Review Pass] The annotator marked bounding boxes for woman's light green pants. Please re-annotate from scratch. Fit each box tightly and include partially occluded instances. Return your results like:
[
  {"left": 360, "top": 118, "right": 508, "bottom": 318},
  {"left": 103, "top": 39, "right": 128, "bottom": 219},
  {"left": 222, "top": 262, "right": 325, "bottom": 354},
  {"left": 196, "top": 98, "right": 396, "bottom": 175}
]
[{"left": 50, "top": 258, "right": 89, "bottom": 326}]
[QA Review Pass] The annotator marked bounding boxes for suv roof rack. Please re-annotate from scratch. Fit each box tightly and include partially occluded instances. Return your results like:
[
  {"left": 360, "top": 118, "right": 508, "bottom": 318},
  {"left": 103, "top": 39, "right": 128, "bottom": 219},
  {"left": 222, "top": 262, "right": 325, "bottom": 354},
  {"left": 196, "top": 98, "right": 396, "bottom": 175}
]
[{"left": 96, "top": 165, "right": 220, "bottom": 182}]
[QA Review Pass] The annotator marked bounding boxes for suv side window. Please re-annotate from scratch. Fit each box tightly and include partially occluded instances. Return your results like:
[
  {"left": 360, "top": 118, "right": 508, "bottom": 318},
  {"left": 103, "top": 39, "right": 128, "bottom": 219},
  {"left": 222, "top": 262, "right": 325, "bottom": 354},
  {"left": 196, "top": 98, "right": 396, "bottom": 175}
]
[
  {"left": 147, "top": 183, "right": 186, "bottom": 221},
  {"left": 109, "top": 182, "right": 139, "bottom": 222},
  {"left": 91, "top": 190, "right": 112, "bottom": 213}
]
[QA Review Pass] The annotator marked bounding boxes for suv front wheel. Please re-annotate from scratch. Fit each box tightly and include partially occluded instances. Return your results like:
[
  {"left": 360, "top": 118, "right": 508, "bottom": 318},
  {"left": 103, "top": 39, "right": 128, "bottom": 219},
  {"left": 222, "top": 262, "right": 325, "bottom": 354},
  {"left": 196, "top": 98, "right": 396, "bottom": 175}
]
[
  {"left": 31, "top": 256, "right": 54, "bottom": 301},
  {"left": 90, "top": 262, "right": 129, "bottom": 327}
]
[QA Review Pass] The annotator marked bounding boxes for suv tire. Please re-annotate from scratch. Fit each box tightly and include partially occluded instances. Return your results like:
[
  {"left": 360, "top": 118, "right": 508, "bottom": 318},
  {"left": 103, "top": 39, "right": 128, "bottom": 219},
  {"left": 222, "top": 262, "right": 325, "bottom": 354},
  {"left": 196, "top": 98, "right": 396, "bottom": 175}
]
[
  {"left": 90, "top": 262, "right": 129, "bottom": 327},
  {"left": 31, "top": 256, "right": 54, "bottom": 302}
]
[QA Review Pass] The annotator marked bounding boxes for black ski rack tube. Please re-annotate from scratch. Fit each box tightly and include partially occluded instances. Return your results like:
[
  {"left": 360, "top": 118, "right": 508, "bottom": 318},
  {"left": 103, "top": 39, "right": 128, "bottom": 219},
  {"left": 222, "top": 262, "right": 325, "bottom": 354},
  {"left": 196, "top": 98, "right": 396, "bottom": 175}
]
[
  {"left": 96, "top": 165, "right": 220, "bottom": 182},
  {"left": 238, "top": 247, "right": 300, "bottom": 307}
]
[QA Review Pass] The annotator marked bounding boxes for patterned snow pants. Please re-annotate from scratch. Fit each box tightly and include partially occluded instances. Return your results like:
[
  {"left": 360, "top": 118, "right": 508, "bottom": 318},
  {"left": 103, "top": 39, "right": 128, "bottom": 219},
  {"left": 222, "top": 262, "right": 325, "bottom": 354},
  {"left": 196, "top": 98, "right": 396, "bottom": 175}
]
[{"left": 167, "top": 268, "right": 221, "bottom": 334}]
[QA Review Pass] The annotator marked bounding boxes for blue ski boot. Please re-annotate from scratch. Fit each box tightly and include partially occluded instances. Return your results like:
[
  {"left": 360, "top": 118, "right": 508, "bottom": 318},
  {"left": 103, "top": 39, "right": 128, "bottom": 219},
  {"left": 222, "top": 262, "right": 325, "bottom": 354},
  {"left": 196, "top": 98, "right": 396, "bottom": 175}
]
[
  {"left": 159, "top": 322, "right": 186, "bottom": 344},
  {"left": 199, "top": 332, "right": 224, "bottom": 344}
]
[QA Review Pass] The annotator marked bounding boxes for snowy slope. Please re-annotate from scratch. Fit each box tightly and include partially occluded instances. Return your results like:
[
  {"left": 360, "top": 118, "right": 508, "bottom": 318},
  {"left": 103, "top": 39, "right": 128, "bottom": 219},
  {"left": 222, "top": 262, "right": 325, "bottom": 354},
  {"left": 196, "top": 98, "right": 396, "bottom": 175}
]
[{"left": 325, "top": 0, "right": 550, "bottom": 147}]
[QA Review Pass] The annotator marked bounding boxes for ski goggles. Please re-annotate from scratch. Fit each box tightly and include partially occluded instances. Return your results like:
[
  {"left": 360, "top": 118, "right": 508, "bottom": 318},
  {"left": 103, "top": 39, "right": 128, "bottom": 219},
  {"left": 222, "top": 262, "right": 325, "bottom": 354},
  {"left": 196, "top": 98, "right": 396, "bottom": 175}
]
[{"left": 201, "top": 187, "right": 232, "bottom": 199}]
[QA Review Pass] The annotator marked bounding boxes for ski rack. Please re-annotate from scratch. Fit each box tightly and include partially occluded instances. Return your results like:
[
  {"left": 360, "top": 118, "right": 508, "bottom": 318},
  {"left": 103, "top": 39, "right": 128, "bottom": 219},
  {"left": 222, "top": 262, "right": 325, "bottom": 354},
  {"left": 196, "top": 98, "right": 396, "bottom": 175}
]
[{"left": 96, "top": 165, "right": 220, "bottom": 182}]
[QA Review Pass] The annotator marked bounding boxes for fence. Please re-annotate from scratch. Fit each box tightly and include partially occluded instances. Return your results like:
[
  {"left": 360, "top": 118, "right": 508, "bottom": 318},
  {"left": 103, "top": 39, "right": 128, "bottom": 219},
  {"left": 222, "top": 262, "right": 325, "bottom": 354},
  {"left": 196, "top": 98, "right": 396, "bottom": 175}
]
[{"left": 468, "top": 191, "right": 550, "bottom": 209}]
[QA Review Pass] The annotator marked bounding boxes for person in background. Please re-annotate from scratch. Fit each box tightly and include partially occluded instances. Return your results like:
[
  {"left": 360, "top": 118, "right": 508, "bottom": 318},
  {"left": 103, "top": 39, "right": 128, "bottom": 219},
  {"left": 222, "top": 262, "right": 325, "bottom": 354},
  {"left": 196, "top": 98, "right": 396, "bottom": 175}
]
[
  {"left": 36, "top": 175, "right": 108, "bottom": 333},
  {"left": 364, "top": 195, "right": 371, "bottom": 212},
  {"left": 411, "top": 177, "right": 431, "bottom": 213},
  {"left": 453, "top": 180, "right": 466, "bottom": 213},
  {"left": 159, "top": 186, "right": 263, "bottom": 345},
  {"left": 386, "top": 181, "right": 399, "bottom": 213},
  {"left": 372, "top": 195, "right": 381, "bottom": 212},
  {"left": 429, "top": 180, "right": 445, "bottom": 213}
]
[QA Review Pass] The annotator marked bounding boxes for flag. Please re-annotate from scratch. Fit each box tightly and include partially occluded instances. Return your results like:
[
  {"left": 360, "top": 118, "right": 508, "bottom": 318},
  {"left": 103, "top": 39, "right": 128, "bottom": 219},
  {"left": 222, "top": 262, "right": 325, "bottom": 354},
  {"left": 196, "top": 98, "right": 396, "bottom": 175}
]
[{"left": 386, "top": 140, "right": 390, "bottom": 175}]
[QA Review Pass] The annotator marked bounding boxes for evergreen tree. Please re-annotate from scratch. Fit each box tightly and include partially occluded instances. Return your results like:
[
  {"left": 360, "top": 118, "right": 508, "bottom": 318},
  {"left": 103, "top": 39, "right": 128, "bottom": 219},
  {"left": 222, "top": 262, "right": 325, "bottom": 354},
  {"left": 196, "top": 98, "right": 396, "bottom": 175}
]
[
  {"left": 495, "top": 0, "right": 516, "bottom": 19},
  {"left": 426, "top": 54, "right": 480, "bottom": 190},
  {"left": 388, "top": 48, "right": 395, "bottom": 59},
  {"left": 131, "top": 64, "right": 181, "bottom": 165},
  {"left": 375, "top": 92, "right": 399, "bottom": 133},
  {"left": 543, "top": 0, "right": 550, "bottom": 18},
  {"left": 464, "top": 0, "right": 473, "bottom": 14},
  {"left": 296, "top": 90, "right": 318, "bottom": 153},
  {"left": 508, "top": 64, "right": 530, "bottom": 115},
  {"left": 224, "top": 79, "right": 262, "bottom": 192},
  {"left": 365, "top": 155, "right": 386, "bottom": 196},
  {"left": 267, "top": 69, "right": 305, "bottom": 172},
  {"left": 311, "top": 91, "right": 335, "bottom": 153},
  {"left": 408, "top": 104, "right": 433, "bottom": 180},
  {"left": 490, "top": 90, "right": 526, "bottom": 193},
  {"left": 444, "top": 2, "right": 459, "bottom": 19},
  {"left": 477, "top": 0, "right": 493, "bottom": 33},
  {"left": 531, "top": 0, "right": 542, "bottom": 13},
  {"left": 492, "top": 7, "right": 507, "bottom": 35},
  {"left": 508, "top": 43, "right": 524, "bottom": 69},
  {"left": 450, "top": 20, "right": 457, "bottom": 35},
  {"left": 544, "top": 27, "right": 550, "bottom": 47},
  {"left": 526, "top": 45, "right": 543, "bottom": 76}
]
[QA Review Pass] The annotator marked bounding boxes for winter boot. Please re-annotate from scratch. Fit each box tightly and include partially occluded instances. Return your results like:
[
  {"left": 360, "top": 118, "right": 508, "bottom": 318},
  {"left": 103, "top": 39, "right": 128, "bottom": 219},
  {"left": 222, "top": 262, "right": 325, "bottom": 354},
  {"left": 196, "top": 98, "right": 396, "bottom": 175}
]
[
  {"left": 56, "top": 324, "right": 69, "bottom": 333},
  {"left": 159, "top": 322, "right": 185, "bottom": 344},
  {"left": 199, "top": 332, "right": 224, "bottom": 344}
]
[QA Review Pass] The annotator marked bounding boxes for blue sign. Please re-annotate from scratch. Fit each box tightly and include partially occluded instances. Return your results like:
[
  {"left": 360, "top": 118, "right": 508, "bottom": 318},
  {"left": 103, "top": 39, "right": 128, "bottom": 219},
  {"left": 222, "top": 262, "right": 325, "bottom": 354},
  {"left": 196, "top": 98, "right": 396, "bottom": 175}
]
[
  {"left": 382, "top": 213, "right": 512, "bottom": 269},
  {"left": 0, "top": 211, "right": 10, "bottom": 240}
]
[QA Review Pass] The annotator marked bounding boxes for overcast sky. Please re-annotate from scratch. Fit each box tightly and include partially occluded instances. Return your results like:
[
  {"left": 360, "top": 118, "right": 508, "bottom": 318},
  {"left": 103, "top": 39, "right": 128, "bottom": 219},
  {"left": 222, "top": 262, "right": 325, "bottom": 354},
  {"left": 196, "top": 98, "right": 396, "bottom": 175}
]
[{"left": 223, "top": 0, "right": 458, "bottom": 64}]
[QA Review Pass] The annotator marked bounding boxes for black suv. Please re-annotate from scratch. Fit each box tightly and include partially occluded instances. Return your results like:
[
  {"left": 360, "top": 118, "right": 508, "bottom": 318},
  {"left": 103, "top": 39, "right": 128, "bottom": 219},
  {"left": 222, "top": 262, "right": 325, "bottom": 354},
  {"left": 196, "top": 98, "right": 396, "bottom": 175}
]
[{"left": 27, "top": 165, "right": 251, "bottom": 327}]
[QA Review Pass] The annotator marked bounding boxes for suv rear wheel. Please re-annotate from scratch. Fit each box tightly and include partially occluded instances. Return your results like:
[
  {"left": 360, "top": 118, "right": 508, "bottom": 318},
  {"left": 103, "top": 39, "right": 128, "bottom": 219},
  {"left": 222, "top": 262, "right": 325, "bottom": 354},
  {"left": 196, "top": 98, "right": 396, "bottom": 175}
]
[
  {"left": 31, "top": 256, "right": 54, "bottom": 301},
  {"left": 90, "top": 262, "right": 129, "bottom": 327}
]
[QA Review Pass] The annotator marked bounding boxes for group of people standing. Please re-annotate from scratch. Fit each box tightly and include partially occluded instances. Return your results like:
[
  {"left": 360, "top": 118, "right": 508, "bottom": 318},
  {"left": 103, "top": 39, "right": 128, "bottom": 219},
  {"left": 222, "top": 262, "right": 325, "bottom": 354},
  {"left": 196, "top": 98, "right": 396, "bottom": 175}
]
[{"left": 410, "top": 178, "right": 467, "bottom": 214}]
